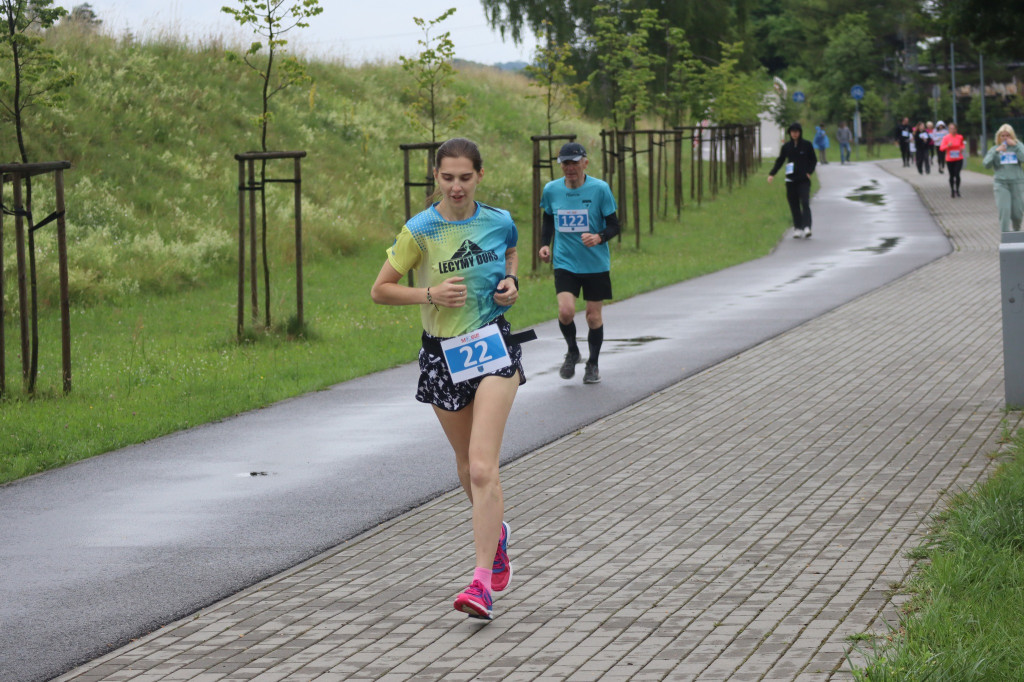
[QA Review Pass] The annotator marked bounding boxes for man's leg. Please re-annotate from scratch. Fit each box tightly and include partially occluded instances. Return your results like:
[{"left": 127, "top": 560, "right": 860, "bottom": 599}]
[
  {"left": 583, "top": 300, "right": 604, "bottom": 384},
  {"left": 557, "top": 291, "right": 581, "bottom": 379}
]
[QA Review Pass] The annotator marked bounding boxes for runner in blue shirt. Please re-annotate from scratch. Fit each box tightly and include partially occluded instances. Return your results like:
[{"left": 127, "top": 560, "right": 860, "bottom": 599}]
[{"left": 539, "top": 142, "right": 620, "bottom": 384}]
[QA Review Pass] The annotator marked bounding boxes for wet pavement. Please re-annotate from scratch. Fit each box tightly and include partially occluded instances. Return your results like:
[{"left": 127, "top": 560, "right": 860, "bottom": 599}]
[{"left": 3, "top": 158, "right": 1014, "bottom": 681}]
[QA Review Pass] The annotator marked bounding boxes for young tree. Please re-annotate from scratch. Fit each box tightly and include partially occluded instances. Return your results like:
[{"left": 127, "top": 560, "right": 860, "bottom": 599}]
[
  {"left": 526, "top": 19, "right": 586, "bottom": 136},
  {"left": 67, "top": 3, "right": 99, "bottom": 28},
  {"left": 400, "top": 8, "right": 465, "bottom": 142},
  {"left": 0, "top": 0, "right": 73, "bottom": 164},
  {"left": 222, "top": 0, "right": 322, "bottom": 330},
  {"left": 658, "top": 26, "right": 704, "bottom": 128},
  {"left": 591, "top": 4, "right": 665, "bottom": 128},
  {"left": 222, "top": 0, "right": 322, "bottom": 154},
  {"left": 0, "top": 0, "right": 74, "bottom": 393},
  {"left": 700, "top": 42, "right": 766, "bottom": 125},
  {"left": 815, "top": 13, "right": 877, "bottom": 123}
]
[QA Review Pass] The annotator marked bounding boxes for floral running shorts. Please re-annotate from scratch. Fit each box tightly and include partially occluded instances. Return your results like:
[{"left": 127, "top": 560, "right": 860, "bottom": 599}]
[{"left": 416, "top": 316, "right": 527, "bottom": 412}]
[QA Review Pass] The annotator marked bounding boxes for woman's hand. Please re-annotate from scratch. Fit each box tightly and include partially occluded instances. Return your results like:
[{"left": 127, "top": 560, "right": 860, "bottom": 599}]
[
  {"left": 494, "top": 277, "right": 518, "bottom": 306},
  {"left": 436, "top": 277, "right": 468, "bottom": 307}
]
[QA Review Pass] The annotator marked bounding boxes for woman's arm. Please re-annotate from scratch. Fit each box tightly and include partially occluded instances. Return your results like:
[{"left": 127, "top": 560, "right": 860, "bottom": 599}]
[{"left": 371, "top": 261, "right": 465, "bottom": 308}]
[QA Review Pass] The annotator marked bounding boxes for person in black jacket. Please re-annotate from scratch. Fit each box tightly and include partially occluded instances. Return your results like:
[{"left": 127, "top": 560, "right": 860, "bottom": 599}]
[
  {"left": 768, "top": 122, "right": 818, "bottom": 239},
  {"left": 895, "top": 117, "right": 914, "bottom": 167}
]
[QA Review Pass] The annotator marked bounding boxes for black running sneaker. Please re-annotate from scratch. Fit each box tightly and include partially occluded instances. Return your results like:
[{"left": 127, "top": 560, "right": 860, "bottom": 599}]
[{"left": 559, "top": 349, "right": 580, "bottom": 379}]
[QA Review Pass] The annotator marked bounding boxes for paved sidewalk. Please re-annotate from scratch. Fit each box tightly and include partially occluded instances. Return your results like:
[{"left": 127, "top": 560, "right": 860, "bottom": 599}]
[{"left": 58, "top": 159, "right": 1019, "bottom": 681}]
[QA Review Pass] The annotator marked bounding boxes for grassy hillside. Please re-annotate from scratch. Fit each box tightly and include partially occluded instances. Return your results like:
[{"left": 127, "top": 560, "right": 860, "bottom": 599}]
[
  {"left": 0, "top": 28, "right": 788, "bottom": 483},
  {"left": 3, "top": 25, "right": 594, "bottom": 304}
]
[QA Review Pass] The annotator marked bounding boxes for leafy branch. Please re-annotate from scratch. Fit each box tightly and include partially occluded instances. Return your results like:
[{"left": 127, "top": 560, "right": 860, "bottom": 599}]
[{"left": 399, "top": 8, "right": 466, "bottom": 142}]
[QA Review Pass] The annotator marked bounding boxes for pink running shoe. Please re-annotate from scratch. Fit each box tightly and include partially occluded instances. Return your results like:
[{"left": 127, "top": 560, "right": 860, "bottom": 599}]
[
  {"left": 491, "top": 521, "right": 512, "bottom": 592},
  {"left": 453, "top": 579, "right": 493, "bottom": 620}
]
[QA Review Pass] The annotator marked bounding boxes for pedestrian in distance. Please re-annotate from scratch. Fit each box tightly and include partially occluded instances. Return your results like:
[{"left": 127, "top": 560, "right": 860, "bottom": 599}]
[
  {"left": 768, "top": 122, "right": 818, "bottom": 239},
  {"left": 538, "top": 142, "right": 620, "bottom": 385},
  {"left": 914, "top": 121, "right": 932, "bottom": 175},
  {"left": 896, "top": 116, "right": 914, "bottom": 167},
  {"left": 983, "top": 123, "right": 1024, "bottom": 232},
  {"left": 813, "top": 124, "right": 830, "bottom": 164},
  {"left": 371, "top": 137, "right": 533, "bottom": 621},
  {"left": 925, "top": 121, "right": 937, "bottom": 166},
  {"left": 940, "top": 122, "right": 966, "bottom": 198},
  {"left": 932, "top": 121, "right": 948, "bottom": 174},
  {"left": 836, "top": 121, "right": 853, "bottom": 165}
]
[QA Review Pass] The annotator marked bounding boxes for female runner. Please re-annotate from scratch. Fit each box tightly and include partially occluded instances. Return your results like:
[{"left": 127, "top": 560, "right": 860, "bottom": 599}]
[{"left": 371, "top": 137, "right": 529, "bottom": 620}]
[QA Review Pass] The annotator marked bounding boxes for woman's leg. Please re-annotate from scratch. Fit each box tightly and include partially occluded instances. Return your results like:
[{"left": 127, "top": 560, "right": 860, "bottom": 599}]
[
  {"left": 1013, "top": 185, "right": 1024, "bottom": 231},
  {"left": 948, "top": 160, "right": 960, "bottom": 194},
  {"left": 434, "top": 373, "right": 519, "bottom": 569},
  {"left": 995, "top": 183, "right": 1014, "bottom": 231},
  {"left": 798, "top": 181, "right": 812, "bottom": 229},
  {"left": 785, "top": 181, "right": 802, "bottom": 228}
]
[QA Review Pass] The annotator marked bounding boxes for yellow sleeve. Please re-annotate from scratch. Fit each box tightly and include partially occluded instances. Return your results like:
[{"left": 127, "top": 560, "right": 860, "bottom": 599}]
[{"left": 386, "top": 226, "right": 422, "bottom": 276}]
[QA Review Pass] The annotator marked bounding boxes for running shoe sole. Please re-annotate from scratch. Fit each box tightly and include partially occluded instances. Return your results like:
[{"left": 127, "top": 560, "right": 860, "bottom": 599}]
[{"left": 454, "top": 592, "right": 493, "bottom": 620}]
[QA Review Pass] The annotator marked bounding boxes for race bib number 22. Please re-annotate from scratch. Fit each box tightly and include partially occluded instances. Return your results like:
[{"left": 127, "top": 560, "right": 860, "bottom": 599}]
[{"left": 440, "top": 323, "right": 511, "bottom": 383}]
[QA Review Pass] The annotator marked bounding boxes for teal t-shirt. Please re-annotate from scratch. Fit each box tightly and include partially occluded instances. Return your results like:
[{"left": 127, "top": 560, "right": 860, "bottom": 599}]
[
  {"left": 387, "top": 202, "right": 517, "bottom": 338},
  {"left": 540, "top": 175, "right": 617, "bottom": 274}
]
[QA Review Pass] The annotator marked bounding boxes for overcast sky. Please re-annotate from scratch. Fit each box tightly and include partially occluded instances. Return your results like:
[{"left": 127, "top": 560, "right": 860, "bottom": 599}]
[{"left": 85, "top": 1, "right": 539, "bottom": 65}]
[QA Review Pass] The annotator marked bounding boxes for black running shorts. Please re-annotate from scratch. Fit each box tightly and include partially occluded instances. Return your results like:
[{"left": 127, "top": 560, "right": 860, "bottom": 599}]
[{"left": 554, "top": 269, "right": 613, "bottom": 301}]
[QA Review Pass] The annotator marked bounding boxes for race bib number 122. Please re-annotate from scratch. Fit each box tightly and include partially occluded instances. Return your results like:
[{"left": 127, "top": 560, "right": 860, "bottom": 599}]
[{"left": 556, "top": 209, "right": 590, "bottom": 233}]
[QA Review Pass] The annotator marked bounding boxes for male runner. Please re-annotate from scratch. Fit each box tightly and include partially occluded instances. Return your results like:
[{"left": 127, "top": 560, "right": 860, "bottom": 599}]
[{"left": 539, "top": 142, "right": 620, "bottom": 384}]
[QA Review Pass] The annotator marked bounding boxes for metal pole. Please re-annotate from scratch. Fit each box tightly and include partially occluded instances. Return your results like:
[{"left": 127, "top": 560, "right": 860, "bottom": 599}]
[
  {"left": 951, "top": 41, "right": 958, "bottom": 126},
  {"left": 293, "top": 157, "right": 304, "bottom": 331},
  {"left": 854, "top": 101, "right": 860, "bottom": 162},
  {"left": 236, "top": 160, "right": 245, "bottom": 338},
  {"left": 55, "top": 169, "right": 72, "bottom": 393},
  {"left": 0, "top": 172, "right": 5, "bottom": 396},
  {"left": 980, "top": 52, "right": 987, "bottom": 152},
  {"left": 13, "top": 177, "right": 28, "bottom": 383}
]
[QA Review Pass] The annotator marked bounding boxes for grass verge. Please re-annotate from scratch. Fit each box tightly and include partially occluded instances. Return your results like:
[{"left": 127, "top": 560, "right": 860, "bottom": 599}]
[{"left": 849, "top": 429, "right": 1024, "bottom": 680}]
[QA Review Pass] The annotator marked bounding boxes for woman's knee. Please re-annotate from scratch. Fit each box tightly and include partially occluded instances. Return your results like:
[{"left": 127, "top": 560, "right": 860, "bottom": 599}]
[{"left": 467, "top": 455, "right": 499, "bottom": 489}]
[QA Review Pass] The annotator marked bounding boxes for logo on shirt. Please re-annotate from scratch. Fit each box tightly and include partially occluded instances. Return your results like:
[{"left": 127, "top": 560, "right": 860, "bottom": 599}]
[{"left": 439, "top": 239, "right": 500, "bottom": 273}]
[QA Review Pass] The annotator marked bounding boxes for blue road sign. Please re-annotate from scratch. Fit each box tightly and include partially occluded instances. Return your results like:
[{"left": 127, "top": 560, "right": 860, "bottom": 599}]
[
  {"left": 851, "top": 85, "right": 865, "bottom": 100},
  {"left": 793, "top": 91, "right": 805, "bottom": 103}
]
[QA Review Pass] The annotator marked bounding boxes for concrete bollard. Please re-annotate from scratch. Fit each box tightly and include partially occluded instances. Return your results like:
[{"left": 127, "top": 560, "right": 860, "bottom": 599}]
[{"left": 1000, "top": 231, "right": 1024, "bottom": 408}]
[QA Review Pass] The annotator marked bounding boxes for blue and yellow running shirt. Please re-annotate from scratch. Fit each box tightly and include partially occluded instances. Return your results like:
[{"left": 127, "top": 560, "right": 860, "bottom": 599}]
[
  {"left": 387, "top": 202, "right": 517, "bottom": 338},
  {"left": 540, "top": 175, "right": 617, "bottom": 274}
]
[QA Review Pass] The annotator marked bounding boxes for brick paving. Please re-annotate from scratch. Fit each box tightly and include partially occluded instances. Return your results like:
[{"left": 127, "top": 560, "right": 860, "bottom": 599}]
[{"left": 57, "top": 159, "right": 1020, "bottom": 681}]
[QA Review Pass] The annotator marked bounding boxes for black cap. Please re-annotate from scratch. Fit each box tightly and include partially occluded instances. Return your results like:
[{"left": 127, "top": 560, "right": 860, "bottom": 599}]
[{"left": 557, "top": 142, "right": 587, "bottom": 162}]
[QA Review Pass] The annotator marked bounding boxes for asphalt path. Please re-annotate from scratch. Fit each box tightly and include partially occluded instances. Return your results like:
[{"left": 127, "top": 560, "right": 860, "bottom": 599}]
[{"left": 0, "top": 161, "right": 950, "bottom": 682}]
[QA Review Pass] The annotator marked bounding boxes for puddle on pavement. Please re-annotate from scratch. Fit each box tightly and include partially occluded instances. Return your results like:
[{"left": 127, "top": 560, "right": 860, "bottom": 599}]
[
  {"left": 540, "top": 336, "right": 667, "bottom": 376},
  {"left": 846, "top": 180, "right": 886, "bottom": 205},
  {"left": 852, "top": 237, "right": 901, "bottom": 254}
]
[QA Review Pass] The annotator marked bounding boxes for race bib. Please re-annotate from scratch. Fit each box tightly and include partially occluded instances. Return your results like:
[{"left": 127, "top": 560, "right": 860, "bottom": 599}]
[
  {"left": 1001, "top": 152, "right": 1019, "bottom": 165},
  {"left": 440, "top": 323, "right": 511, "bottom": 383},
  {"left": 909, "top": 142, "right": 916, "bottom": 153},
  {"left": 556, "top": 209, "right": 590, "bottom": 233},
  {"left": 902, "top": 130, "right": 910, "bottom": 138},
  {"left": 785, "top": 162, "right": 794, "bottom": 176},
  {"left": 949, "top": 149, "right": 962, "bottom": 160}
]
